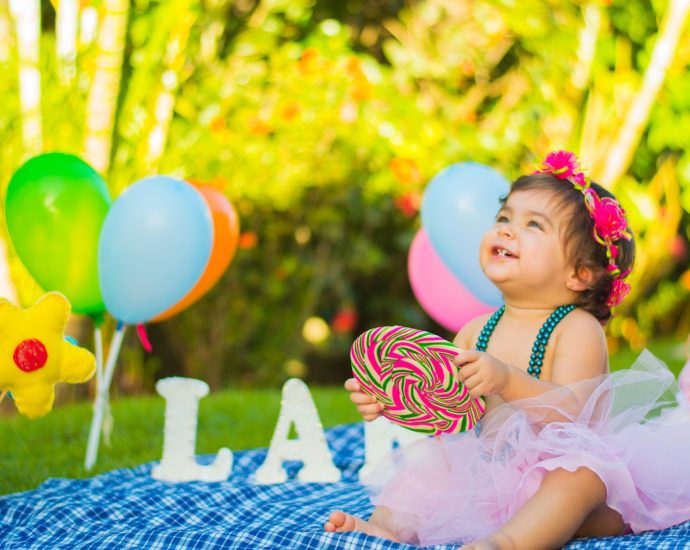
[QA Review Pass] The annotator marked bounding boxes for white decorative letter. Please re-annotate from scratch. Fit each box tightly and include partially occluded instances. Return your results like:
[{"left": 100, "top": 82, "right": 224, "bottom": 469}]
[
  {"left": 360, "top": 417, "right": 426, "bottom": 477},
  {"left": 254, "top": 378, "right": 340, "bottom": 483},
  {"left": 152, "top": 377, "right": 233, "bottom": 482}
]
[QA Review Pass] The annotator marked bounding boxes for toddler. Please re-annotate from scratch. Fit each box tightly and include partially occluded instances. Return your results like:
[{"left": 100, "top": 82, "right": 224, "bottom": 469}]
[{"left": 325, "top": 151, "right": 690, "bottom": 549}]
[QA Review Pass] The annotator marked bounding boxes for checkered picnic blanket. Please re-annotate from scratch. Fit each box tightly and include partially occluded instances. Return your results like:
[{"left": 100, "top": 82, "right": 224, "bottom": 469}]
[{"left": 1, "top": 423, "right": 689, "bottom": 549}]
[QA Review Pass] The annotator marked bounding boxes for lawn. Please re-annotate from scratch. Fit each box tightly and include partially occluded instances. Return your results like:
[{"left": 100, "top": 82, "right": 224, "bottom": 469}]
[
  {"left": 0, "top": 339, "right": 685, "bottom": 496},
  {"left": 0, "top": 386, "right": 360, "bottom": 496}
]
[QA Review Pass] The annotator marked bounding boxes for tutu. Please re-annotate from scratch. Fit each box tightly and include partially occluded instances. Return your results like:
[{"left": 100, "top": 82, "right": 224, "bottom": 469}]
[{"left": 364, "top": 350, "right": 690, "bottom": 546}]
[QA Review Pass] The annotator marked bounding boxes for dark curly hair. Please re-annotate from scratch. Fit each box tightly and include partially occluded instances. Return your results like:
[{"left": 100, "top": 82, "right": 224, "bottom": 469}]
[{"left": 501, "top": 173, "right": 635, "bottom": 323}]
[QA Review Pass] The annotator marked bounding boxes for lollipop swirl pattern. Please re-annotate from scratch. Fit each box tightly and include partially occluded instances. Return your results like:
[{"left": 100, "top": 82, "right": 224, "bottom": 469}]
[{"left": 351, "top": 326, "right": 485, "bottom": 435}]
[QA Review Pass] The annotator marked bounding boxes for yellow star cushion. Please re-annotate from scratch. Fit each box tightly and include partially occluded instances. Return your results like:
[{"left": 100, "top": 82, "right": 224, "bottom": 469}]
[{"left": 0, "top": 292, "right": 96, "bottom": 418}]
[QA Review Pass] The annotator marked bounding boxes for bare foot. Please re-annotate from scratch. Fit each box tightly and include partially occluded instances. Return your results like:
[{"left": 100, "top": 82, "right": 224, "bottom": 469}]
[{"left": 324, "top": 510, "right": 399, "bottom": 541}]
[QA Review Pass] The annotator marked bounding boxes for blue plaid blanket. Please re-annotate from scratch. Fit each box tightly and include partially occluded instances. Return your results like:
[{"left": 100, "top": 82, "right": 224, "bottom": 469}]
[{"left": 1, "top": 423, "right": 689, "bottom": 549}]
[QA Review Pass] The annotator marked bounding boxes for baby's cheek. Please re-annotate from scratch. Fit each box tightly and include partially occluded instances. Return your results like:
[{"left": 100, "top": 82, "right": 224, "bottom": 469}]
[{"left": 478, "top": 233, "right": 494, "bottom": 263}]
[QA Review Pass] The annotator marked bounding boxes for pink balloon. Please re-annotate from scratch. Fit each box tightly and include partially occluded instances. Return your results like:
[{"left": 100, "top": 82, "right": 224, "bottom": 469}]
[{"left": 408, "top": 229, "right": 495, "bottom": 332}]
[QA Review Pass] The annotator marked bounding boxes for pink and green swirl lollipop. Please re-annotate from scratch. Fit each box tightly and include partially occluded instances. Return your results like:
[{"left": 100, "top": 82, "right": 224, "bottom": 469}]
[{"left": 351, "top": 326, "right": 485, "bottom": 435}]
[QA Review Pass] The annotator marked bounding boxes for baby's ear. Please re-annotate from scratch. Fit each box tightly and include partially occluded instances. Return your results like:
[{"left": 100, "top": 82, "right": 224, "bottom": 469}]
[{"left": 567, "top": 267, "right": 594, "bottom": 291}]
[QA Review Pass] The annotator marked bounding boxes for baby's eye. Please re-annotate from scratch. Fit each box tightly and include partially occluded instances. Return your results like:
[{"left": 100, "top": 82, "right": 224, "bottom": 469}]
[
  {"left": 496, "top": 215, "right": 509, "bottom": 223},
  {"left": 528, "top": 220, "right": 543, "bottom": 230}
]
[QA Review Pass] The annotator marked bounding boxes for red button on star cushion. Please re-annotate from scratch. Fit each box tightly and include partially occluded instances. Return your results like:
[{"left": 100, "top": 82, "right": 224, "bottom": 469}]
[{"left": 13, "top": 339, "right": 48, "bottom": 372}]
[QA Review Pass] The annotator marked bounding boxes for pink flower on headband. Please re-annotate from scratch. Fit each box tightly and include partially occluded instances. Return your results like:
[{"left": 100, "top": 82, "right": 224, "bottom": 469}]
[
  {"left": 606, "top": 278, "right": 631, "bottom": 308},
  {"left": 583, "top": 189, "right": 631, "bottom": 243},
  {"left": 538, "top": 150, "right": 633, "bottom": 310},
  {"left": 542, "top": 151, "right": 579, "bottom": 180},
  {"left": 572, "top": 171, "right": 588, "bottom": 189}
]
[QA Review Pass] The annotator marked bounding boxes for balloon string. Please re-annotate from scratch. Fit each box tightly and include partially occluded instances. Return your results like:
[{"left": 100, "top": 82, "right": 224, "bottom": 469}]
[{"left": 136, "top": 324, "right": 153, "bottom": 353}]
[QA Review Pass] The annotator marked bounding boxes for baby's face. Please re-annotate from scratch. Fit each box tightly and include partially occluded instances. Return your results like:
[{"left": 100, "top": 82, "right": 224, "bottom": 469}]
[{"left": 479, "top": 188, "right": 573, "bottom": 303}]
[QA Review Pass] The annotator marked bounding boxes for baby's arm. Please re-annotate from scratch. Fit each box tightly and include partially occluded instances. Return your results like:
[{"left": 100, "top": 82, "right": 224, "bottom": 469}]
[
  {"left": 455, "top": 310, "right": 607, "bottom": 403},
  {"left": 452, "top": 314, "right": 490, "bottom": 350}
]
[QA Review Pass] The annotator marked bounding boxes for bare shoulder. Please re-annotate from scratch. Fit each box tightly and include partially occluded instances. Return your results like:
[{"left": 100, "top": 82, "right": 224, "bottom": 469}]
[
  {"left": 452, "top": 312, "right": 494, "bottom": 349},
  {"left": 552, "top": 308, "right": 608, "bottom": 382},
  {"left": 557, "top": 308, "right": 606, "bottom": 344}
]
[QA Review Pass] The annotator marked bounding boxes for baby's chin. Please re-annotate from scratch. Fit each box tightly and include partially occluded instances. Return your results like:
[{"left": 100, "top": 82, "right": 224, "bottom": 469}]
[
  {"left": 481, "top": 268, "right": 530, "bottom": 297},
  {"left": 480, "top": 263, "right": 515, "bottom": 286}
]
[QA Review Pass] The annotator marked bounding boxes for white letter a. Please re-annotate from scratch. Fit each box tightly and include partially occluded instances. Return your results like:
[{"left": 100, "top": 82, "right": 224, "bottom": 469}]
[{"left": 254, "top": 378, "right": 340, "bottom": 483}]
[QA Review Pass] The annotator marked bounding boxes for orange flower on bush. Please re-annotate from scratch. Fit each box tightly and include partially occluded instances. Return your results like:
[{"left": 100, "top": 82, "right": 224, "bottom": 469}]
[
  {"left": 460, "top": 58, "right": 475, "bottom": 76},
  {"left": 280, "top": 100, "right": 301, "bottom": 122},
  {"left": 390, "top": 157, "right": 422, "bottom": 185},
  {"left": 248, "top": 117, "right": 271, "bottom": 136},
  {"left": 210, "top": 115, "right": 226, "bottom": 134},
  {"left": 670, "top": 235, "right": 688, "bottom": 261},
  {"left": 395, "top": 191, "right": 422, "bottom": 217},
  {"left": 299, "top": 47, "right": 320, "bottom": 75},
  {"left": 351, "top": 82, "right": 372, "bottom": 102},
  {"left": 238, "top": 231, "right": 258, "bottom": 249},
  {"left": 346, "top": 57, "right": 372, "bottom": 101},
  {"left": 345, "top": 57, "right": 364, "bottom": 79},
  {"left": 332, "top": 306, "right": 358, "bottom": 334}
]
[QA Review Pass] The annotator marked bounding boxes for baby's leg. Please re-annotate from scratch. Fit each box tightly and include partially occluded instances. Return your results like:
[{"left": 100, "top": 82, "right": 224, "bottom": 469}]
[
  {"left": 324, "top": 506, "right": 399, "bottom": 541},
  {"left": 574, "top": 501, "right": 626, "bottom": 538},
  {"left": 466, "top": 467, "right": 612, "bottom": 550}
]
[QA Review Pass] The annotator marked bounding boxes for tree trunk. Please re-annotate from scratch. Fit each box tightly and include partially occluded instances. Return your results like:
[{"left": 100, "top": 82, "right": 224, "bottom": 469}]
[
  {"left": 144, "top": 0, "right": 198, "bottom": 171},
  {"left": 0, "top": 238, "right": 18, "bottom": 305},
  {"left": 0, "top": 0, "right": 11, "bottom": 64},
  {"left": 8, "top": 0, "right": 42, "bottom": 157},
  {"left": 83, "top": 0, "right": 129, "bottom": 174},
  {"left": 56, "top": 0, "right": 78, "bottom": 85},
  {"left": 599, "top": 0, "right": 690, "bottom": 186}
]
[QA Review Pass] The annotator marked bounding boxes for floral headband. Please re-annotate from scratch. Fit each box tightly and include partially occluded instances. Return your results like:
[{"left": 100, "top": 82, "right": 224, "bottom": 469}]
[{"left": 535, "top": 151, "right": 632, "bottom": 308}]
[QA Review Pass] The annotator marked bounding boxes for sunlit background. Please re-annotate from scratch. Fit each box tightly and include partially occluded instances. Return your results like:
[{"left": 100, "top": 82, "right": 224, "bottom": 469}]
[{"left": 1, "top": 0, "right": 690, "bottom": 406}]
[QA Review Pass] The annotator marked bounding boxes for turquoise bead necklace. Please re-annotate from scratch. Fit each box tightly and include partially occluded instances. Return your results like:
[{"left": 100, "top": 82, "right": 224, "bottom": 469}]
[{"left": 475, "top": 304, "right": 577, "bottom": 379}]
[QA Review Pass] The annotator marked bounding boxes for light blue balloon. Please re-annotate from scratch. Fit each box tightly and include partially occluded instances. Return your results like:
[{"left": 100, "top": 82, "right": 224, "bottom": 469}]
[
  {"left": 98, "top": 176, "right": 213, "bottom": 324},
  {"left": 421, "top": 163, "right": 509, "bottom": 306}
]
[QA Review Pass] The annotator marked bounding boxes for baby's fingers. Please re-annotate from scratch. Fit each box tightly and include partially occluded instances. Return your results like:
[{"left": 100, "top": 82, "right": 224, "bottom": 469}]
[
  {"left": 344, "top": 378, "right": 361, "bottom": 392},
  {"left": 464, "top": 373, "right": 485, "bottom": 399},
  {"left": 457, "top": 363, "right": 478, "bottom": 383},
  {"left": 453, "top": 349, "right": 482, "bottom": 367},
  {"left": 358, "top": 402, "right": 385, "bottom": 421},
  {"left": 350, "top": 390, "right": 377, "bottom": 405}
]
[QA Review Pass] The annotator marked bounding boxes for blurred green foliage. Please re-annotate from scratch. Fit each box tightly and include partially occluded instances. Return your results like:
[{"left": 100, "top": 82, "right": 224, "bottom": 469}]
[{"left": 1, "top": 0, "right": 690, "bottom": 393}]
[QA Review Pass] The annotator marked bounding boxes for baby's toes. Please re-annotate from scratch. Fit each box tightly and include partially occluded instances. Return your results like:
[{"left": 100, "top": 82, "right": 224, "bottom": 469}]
[{"left": 325, "top": 511, "right": 356, "bottom": 533}]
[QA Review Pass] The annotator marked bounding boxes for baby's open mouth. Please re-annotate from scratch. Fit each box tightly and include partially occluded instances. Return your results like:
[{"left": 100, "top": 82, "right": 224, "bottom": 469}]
[{"left": 492, "top": 246, "right": 518, "bottom": 258}]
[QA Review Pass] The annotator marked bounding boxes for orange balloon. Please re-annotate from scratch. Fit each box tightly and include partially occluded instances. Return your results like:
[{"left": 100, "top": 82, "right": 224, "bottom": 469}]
[{"left": 151, "top": 184, "right": 239, "bottom": 321}]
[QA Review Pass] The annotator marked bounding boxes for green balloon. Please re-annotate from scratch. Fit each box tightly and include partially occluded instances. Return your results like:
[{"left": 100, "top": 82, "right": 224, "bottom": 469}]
[{"left": 5, "top": 153, "right": 111, "bottom": 316}]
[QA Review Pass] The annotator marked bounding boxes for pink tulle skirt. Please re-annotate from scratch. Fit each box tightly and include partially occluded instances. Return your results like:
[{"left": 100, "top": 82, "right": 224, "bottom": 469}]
[{"left": 364, "top": 350, "right": 690, "bottom": 546}]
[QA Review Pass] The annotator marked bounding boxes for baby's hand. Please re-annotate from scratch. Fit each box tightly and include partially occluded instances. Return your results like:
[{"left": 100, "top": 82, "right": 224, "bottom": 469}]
[
  {"left": 453, "top": 350, "right": 510, "bottom": 398},
  {"left": 344, "top": 378, "right": 384, "bottom": 421}
]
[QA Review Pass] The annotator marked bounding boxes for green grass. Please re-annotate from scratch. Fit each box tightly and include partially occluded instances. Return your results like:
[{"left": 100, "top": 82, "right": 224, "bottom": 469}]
[
  {"left": 609, "top": 338, "right": 685, "bottom": 375},
  {"left": 1, "top": 340, "right": 685, "bottom": 497},
  {"left": 0, "top": 386, "right": 359, "bottom": 496}
]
